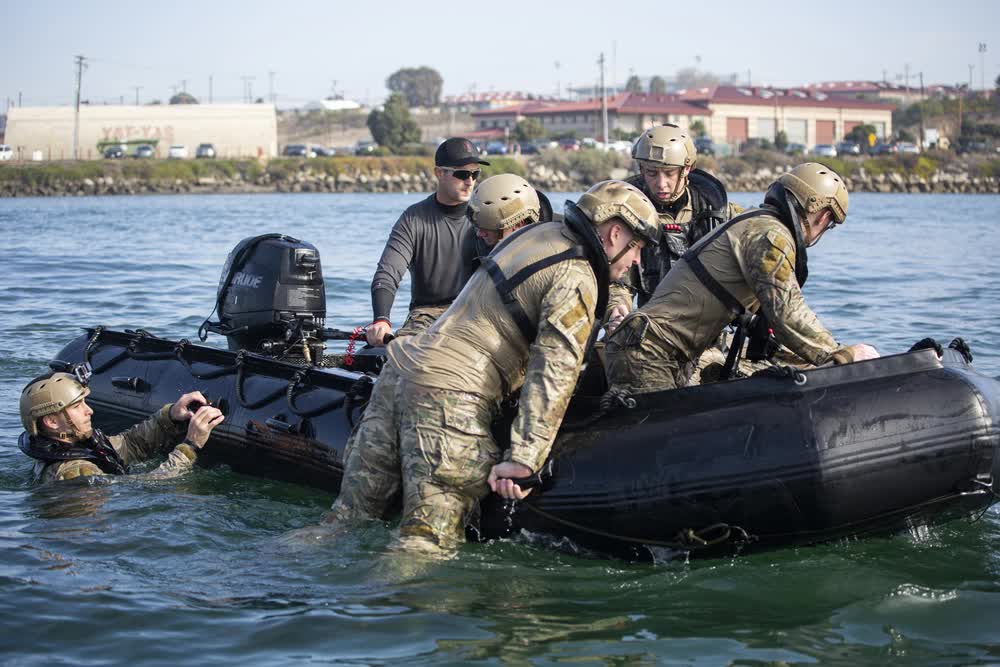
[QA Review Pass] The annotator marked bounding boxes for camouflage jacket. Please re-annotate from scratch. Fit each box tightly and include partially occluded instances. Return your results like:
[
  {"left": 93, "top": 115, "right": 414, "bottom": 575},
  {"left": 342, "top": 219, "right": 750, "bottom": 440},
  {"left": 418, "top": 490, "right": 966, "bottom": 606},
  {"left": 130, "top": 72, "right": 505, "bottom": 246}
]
[
  {"left": 623, "top": 211, "right": 851, "bottom": 367},
  {"left": 27, "top": 405, "right": 196, "bottom": 483},
  {"left": 388, "top": 219, "right": 605, "bottom": 473}
]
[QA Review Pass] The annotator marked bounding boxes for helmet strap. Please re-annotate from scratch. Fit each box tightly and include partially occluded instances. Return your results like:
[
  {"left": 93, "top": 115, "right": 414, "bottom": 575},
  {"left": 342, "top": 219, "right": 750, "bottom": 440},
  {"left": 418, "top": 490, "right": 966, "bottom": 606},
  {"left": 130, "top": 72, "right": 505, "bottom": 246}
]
[{"left": 608, "top": 238, "right": 639, "bottom": 266}]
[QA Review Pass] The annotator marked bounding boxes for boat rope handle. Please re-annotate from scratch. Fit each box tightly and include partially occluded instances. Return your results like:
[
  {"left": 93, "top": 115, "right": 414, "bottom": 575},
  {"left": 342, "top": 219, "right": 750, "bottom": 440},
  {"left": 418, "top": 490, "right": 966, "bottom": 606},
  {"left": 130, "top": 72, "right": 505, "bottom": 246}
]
[
  {"left": 510, "top": 499, "right": 754, "bottom": 551},
  {"left": 234, "top": 354, "right": 287, "bottom": 409},
  {"left": 285, "top": 369, "right": 346, "bottom": 417},
  {"left": 172, "top": 339, "right": 242, "bottom": 380}
]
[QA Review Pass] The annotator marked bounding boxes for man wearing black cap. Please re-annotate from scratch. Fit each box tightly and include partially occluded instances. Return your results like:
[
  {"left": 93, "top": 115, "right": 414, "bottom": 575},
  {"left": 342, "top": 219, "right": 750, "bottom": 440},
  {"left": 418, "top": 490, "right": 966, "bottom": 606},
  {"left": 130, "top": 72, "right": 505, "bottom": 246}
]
[{"left": 366, "top": 137, "right": 490, "bottom": 346}]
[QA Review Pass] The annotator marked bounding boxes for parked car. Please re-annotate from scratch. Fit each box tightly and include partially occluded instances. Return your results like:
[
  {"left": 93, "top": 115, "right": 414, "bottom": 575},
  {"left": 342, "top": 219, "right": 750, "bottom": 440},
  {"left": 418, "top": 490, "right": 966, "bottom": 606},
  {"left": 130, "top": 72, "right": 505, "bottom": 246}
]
[
  {"left": 132, "top": 144, "right": 155, "bottom": 159},
  {"left": 485, "top": 141, "right": 509, "bottom": 155},
  {"left": 313, "top": 146, "right": 336, "bottom": 157},
  {"left": 558, "top": 139, "right": 580, "bottom": 151},
  {"left": 896, "top": 142, "right": 920, "bottom": 154},
  {"left": 167, "top": 144, "right": 188, "bottom": 159},
  {"left": 195, "top": 143, "right": 216, "bottom": 159},
  {"left": 836, "top": 141, "right": 862, "bottom": 155},
  {"left": 694, "top": 136, "right": 715, "bottom": 156},
  {"left": 103, "top": 146, "right": 125, "bottom": 159},
  {"left": 606, "top": 140, "right": 633, "bottom": 154},
  {"left": 812, "top": 144, "right": 838, "bottom": 157},
  {"left": 869, "top": 142, "right": 897, "bottom": 155},
  {"left": 282, "top": 144, "right": 312, "bottom": 158},
  {"left": 354, "top": 141, "right": 377, "bottom": 156},
  {"left": 0, "top": 144, "right": 12, "bottom": 160},
  {"left": 742, "top": 137, "right": 773, "bottom": 151},
  {"left": 784, "top": 143, "right": 806, "bottom": 156},
  {"left": 517, "top": 141, "right": 540, "bottom": 155}
]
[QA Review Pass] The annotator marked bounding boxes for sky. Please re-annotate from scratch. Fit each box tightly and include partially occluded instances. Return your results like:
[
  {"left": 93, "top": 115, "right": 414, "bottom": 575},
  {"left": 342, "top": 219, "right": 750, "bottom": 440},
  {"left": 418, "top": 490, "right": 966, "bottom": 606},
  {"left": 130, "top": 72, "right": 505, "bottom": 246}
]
[{"left": 2, "top": 0, "right": 997, "bottom": 109}]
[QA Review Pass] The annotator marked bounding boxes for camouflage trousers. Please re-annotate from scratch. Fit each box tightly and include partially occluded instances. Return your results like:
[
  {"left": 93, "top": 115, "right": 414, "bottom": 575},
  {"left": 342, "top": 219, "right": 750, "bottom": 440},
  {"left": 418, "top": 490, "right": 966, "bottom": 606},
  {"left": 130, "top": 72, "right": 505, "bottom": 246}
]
[
  {"left": 604, "top": 313, "right": 694, "bottom": 394},
  {"left": 328, "top": 361, "right": 500, "bottom": 554},
  {"left": 394, "top": 305, "right": 450, "bottom": 338}
]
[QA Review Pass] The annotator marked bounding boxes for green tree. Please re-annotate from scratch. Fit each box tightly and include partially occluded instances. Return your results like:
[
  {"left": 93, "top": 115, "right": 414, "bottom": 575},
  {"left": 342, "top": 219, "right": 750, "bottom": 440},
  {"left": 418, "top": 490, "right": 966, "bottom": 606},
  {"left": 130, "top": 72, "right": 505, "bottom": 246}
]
[
  {"left": 169, "top": 92, "right": 199, "bottom": 104},
  {"left": 689, "top": 119, "right": 707, "bottom": 137},
  {"left": 512, "top": 118, "right": 545, "bottom": 143},
  {"left": 649, "top": 76, "right": 667, "bottom": 95},
  {"left": 624, "top": 75, "right": 643, "bottom": 93},
  {"left": 386, "top": 66, "right": 443, "bottom": 107},
  {"left": 367, "top": 93, "right": 422, "bottom": 153},
  {"left": 774, "top": 130, "right": 788, "bottom": 151},
  {"left": 847, "top": 123, "right": 878, "bottom": 146}
]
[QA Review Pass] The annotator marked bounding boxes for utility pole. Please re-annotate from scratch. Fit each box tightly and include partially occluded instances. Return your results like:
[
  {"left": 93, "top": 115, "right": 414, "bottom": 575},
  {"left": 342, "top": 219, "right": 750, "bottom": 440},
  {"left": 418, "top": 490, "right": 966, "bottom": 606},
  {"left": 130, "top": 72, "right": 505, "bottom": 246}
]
[
  {"left": 968, "top": 64, "right": 974, "bottom": 91},
  {"left": 241, "top": 76, "right": 256, "bottom": 103},
  {"left": 181, "top": 79, "right": 187, "bottom": 93},
  {"left": 133, "top": 86, "right": 142, "bottom": 105},
  {"left": 554, "top": 61, "right": 561, "bottom": 99},
  {"left": 918, "top": 72, "right": 925, "bottom": 151},
  {"left": 747, "top": 69, "right": 752, "bottom": 87},
  {"left": 18, "top": 91, "right": 22, "bottom": 106},
  {"left": 72, "top": 55, "right": 87, "bottom": 161},
  {"left": 269, "top": 71, "right": 276, "bottom": 105},
  {"left": 979, "top": 43, "right": 987, "bottom": 91},
  {"left": 598, "top": 52, "right": 609, "bottom": 147},
  {"left": 209, "top": 75, "right": 213, "bottom": 103},
  {"left": 904, "top": 63, "right": 910, "bottom": 102}
]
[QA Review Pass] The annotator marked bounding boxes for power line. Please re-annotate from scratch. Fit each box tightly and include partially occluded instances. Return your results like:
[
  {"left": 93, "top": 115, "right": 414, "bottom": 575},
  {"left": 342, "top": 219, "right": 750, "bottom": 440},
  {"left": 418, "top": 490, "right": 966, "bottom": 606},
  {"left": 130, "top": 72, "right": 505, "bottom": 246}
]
[{"left": 73, "top": 55, "right": 87, "bottom": 160}]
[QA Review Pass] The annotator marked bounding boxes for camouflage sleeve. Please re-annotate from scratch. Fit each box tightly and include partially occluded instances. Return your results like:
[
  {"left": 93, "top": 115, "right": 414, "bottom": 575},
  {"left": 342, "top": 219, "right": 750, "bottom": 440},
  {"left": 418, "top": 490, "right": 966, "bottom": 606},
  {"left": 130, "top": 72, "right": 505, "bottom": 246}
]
[
  {"left": 108, "top": 404, "right": 187, "bottom": 465},
  {"left": 507, "top": 264, "right": 597, "bottom": 472},
  {"left": 142, "top": 443, "right": 199, "bottom": 479},
  {"left": 741, "top": 225, "right": 851, "bottom": 366},
  {"left": 45, "top": 460, "right": 105, "bottom": 482},
  {"left": 727, "top": 202, "right": 746, "bottom": 217},
  {"left": 605, "top": 281, "right": 634, "bottom": 322}
]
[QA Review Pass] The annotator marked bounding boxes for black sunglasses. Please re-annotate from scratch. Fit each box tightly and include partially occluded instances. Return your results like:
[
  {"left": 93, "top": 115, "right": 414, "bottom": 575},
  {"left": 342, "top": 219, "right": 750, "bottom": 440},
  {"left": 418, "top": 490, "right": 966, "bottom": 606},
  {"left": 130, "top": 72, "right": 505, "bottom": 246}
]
[{"left": 442, "top": 168, "right": 481, "bottom": 181}]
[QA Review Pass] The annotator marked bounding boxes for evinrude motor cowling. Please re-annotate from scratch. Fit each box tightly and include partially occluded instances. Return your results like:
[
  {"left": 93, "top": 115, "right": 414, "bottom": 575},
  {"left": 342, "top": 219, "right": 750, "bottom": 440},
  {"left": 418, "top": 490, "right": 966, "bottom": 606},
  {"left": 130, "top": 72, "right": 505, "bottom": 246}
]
[{"left": 200, "top": 234, "right": 326, "bottom": 357}]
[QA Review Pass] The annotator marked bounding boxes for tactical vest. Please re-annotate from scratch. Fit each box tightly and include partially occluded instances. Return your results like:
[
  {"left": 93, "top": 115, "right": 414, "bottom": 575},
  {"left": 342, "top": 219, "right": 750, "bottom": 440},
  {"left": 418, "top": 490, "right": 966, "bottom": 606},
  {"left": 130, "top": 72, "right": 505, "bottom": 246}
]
[
  {"left": 625, "top": 168, "right": 733, "bottom": 304},
  {"left": 388, "top": 210, "right": 609, "bottom": 398},
  {"left": 19, "top": 428, "right": 129, "bottom": 476},
  {"left": 683, "top": 181, "right": 810, "bottom": 315}
]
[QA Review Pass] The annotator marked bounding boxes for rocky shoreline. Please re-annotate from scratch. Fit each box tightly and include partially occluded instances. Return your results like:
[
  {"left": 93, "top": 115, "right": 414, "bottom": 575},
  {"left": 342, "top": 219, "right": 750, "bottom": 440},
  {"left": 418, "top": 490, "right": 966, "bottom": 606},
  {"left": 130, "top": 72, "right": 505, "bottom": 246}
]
[{"left": 1, "top": 159, "right": 997, "bottom": 197}]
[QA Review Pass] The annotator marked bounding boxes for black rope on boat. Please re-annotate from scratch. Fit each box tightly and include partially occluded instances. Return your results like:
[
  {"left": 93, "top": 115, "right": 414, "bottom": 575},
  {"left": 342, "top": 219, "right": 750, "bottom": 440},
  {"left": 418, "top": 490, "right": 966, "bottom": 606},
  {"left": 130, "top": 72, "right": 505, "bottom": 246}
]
[
  {"left": 84, "top": 326, "right": 129, "bottom": 374},
  {"left": 234, "top": 351, "right": 287, "bottom": 409},
  {"left": 949, "top": 337, "right": 974, "bottom": 363},
  {"left": 285, "top": 369, "right": 346, "bottom": 418},
  {"left": 343, "top": 375, "right": 374, "bottom": 428},
  {"left": 172, "top": 339, "right": 242, "bottom": 380},
  {"left": 509, "top": 499, "right": 754, "bottom": 551},
  {"left": 599, "top": 387, "right": 636, "bottom": 412}
]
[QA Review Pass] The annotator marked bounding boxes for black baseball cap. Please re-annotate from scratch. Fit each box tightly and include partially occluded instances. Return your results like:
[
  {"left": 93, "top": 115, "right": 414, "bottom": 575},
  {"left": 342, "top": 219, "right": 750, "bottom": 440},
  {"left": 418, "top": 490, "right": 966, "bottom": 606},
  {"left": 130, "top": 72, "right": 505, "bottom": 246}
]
[{"left": 435, "top": 137, "right": 490, "bottom": 167}]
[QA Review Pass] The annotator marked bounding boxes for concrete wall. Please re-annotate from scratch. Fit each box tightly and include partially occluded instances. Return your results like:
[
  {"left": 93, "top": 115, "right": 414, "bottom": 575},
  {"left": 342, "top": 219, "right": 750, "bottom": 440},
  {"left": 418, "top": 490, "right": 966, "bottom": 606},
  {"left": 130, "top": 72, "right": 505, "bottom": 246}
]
[{"left": 4, "top": 104, "right": 277, "bottom": 160}]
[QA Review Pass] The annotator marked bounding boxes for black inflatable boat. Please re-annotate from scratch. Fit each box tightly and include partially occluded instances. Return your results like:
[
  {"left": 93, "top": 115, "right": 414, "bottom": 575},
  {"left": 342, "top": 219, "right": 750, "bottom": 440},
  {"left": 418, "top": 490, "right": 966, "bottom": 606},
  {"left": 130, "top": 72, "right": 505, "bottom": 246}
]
[{"left": 51, "top": 326, "right": 1000, "bottom": 560}]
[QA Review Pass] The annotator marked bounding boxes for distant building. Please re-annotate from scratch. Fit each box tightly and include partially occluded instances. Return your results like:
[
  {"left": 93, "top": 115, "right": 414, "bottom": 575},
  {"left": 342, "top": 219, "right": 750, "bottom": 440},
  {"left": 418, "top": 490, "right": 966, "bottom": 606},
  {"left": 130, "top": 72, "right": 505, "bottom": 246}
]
[
  {"left": 442, "top": 92, "right": 558, "bottom": 113},
  {"left": 302, "top": 98, "right": 362, "bottom": 112},
  {"left": 679, "top": 85, "right": 895, "bottom": 148},
  {"left": 471, "top": 93, "right": 710, "bottom": 138},
  {"left": 4, "top": 104, "right": 278, "bottom": 161},
  {"left": 804, "top": 80, "right": 963, "bottom": 106}
]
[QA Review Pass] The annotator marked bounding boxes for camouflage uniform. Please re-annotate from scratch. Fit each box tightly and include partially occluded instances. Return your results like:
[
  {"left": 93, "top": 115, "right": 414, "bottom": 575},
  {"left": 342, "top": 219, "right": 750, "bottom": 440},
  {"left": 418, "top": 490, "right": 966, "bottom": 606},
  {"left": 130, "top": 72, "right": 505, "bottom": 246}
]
[
  {"left": 605, "top": 212, "right": 853, "bottom": 394},
  {"left": 29, "top": 405, "right": 197, "bottom": 483},
  {"left": 329, "top": 220, "right": 601, "bottom": 553},
  {"left": 393, "top": 305, "right": 451, "bottom": 338},
  {"left": 607, "top": 172, "right": 744, "bottom": 317}
]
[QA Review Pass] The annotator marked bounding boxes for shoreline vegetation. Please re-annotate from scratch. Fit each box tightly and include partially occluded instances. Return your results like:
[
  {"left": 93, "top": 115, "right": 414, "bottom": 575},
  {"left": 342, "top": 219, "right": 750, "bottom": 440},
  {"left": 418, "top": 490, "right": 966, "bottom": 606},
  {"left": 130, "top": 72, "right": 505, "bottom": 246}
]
[{"left": 1, "top": 150, "right": 998, "bottom": 198}]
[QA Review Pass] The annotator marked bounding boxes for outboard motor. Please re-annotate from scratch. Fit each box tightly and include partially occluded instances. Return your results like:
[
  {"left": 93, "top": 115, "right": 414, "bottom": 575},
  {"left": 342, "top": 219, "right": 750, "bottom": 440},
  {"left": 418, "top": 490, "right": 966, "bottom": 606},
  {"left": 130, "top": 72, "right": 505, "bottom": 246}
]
[{"left": 200, "top": 234, "right": 327, "bottom": 360}]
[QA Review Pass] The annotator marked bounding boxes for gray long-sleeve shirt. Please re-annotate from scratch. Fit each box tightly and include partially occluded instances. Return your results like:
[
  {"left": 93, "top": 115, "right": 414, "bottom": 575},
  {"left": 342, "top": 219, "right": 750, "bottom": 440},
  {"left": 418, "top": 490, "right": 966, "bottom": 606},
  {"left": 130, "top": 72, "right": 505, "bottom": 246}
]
[{"left": 371, "top": 194, "right": 479, "bottom": 321}]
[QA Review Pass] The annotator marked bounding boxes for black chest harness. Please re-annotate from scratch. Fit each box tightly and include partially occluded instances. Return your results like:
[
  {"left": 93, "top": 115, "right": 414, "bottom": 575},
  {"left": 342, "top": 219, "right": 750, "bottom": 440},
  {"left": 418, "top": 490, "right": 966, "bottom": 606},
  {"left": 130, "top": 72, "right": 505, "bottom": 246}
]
[
  {"left": 478, "top": 204, "right": 610, "bottom": 347},
  {"left": 19, "top": 428, "right": 129, "bottom": 476},
  {"left": 681, "top": 183, "right": 811, "bottom": 378}
]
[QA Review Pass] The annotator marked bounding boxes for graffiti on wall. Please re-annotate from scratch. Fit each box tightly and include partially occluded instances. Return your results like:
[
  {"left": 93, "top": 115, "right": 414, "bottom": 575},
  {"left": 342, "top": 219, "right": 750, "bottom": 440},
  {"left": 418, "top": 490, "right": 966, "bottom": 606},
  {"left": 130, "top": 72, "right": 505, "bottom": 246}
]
[{"left": 100, "top": 125, "right": 176, "bottom": 144}]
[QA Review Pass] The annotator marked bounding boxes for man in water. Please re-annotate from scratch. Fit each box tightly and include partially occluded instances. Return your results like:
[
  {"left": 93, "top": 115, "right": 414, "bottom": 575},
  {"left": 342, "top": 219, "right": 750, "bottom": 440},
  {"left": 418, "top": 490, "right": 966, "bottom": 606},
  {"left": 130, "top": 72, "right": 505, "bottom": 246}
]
[
  {"left": 18, "top": 367, "right": 224, "bottom": 482},
  {"left": 605, "top": 162, "right": 880, "bottom": 394},
  {"left": 326, "top": 181, "right": 661, "bottom": 555},
  {"left": 366, "top": 137, "right": 489, "bottom": 346}
]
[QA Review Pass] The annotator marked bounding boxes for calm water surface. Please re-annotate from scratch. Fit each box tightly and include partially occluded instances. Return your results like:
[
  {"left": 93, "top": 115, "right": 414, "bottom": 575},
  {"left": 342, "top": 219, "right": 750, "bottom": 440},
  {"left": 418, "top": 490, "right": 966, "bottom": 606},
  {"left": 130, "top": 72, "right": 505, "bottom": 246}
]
[{"left": 1, "top": 191, "right": 999, "bottom": 665}]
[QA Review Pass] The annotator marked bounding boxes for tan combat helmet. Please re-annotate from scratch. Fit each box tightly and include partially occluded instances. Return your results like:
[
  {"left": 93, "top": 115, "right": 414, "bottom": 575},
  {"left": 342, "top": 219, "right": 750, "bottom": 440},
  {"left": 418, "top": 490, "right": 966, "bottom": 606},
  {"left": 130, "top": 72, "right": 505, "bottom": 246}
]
[
  {"left": 632, "top": 123, "right": 697, "bottom": 170},
  {"left": 576, "top": 180, "right": 662, "bottom": 246},
  {"left": 20, "top": 372, "right": 90, "bottom": 436},
  {"left": 470, "top": 174, "right": 541, "bottom": 231},
  {"left": 778, "top": 162, "right": 849, "bottom": 224}
]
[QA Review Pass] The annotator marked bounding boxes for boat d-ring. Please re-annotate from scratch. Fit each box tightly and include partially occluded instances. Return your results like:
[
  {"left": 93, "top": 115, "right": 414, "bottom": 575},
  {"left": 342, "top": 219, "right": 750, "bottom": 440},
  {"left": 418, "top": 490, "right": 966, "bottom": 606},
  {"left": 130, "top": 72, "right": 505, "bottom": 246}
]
[{"left": 794, "top": 372, "right": 807, "bottom": 386}]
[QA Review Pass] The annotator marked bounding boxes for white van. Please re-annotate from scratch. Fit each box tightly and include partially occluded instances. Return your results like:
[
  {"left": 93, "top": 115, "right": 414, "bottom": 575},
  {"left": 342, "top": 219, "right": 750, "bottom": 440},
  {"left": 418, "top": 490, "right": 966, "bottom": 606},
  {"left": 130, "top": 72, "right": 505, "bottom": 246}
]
[{"left": 0, "top": 144, "right": 12, "bottom": 160}]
